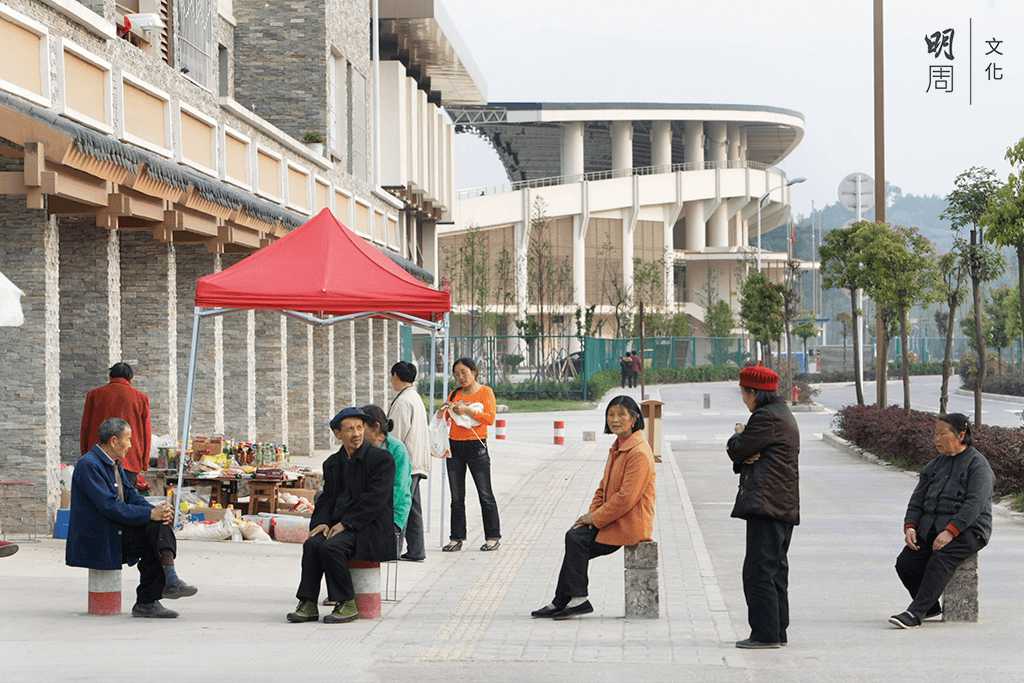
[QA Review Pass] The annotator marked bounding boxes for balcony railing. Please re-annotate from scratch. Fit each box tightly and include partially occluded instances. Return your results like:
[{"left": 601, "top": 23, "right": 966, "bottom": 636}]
[{"left": 456, "top": 159, "right": 783, "bottom": 200}]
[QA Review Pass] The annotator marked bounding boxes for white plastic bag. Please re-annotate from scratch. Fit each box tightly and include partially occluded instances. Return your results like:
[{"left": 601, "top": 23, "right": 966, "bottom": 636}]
[
  {"left": 428, "top": 414, "right": 450, "bottom": 459},
  {"left": 449, "top": 402, "right": 484, "bottom": 429}
]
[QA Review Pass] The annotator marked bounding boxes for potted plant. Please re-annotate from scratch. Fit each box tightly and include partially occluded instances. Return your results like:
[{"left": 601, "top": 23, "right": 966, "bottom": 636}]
[{"left": 302, "top": 131, "right": 325, "bottom": 156}]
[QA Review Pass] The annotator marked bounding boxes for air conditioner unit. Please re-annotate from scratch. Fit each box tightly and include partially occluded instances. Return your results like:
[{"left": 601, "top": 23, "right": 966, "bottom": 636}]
[{"left": 124, "top": 13, "right": 162, "bottom": 31}]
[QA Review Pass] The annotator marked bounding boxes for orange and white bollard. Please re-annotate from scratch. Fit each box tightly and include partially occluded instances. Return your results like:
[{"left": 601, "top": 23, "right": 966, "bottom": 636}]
[
  {"left": 553, "top": 420, "right": 565, "bottom": 445},
  {"left": 495, "top": 419, "right": 506, "bottom": 440},
  {"left": 347, "top": 558, "right": 381, "bottom": 618},
  {"left": 88, "top": 568, "right": 122, "bottom": 615}
]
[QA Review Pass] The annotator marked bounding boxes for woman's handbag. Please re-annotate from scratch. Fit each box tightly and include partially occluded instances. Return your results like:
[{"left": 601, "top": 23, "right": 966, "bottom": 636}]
[{"left": 428, "top": 413, "right": 451, "bottom": 459}]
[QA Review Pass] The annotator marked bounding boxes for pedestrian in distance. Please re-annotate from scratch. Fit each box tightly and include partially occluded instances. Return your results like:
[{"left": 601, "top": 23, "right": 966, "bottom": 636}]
[
  {"left": 620, "top": 353, "right": 632, "bottom": 388},
  {"left": 288, "top": 407, "right": 397, "bottom": 624},
  {"left": 387, "top": 361, "right": 430, "bottom": 562},
  {"left": 889, "top": 413, "right": 994, "bottom": 629},
  {"left": 436, "top": 357, "right": 501, "bottom": 552},
  {"left": 630, "top": 350, "right": 641, "bottom": 388},
  {"left": 80, "top": 362, "right": 152, "bottom": 485},
  {"left": 531, "top": 395, "right": 656, "bottom": 620},
  {"left": 727, "top": 363, "right": 800, "bottom": 649},
  {"left": 67, "top": 417, "right": 197, "bottom": 618}
]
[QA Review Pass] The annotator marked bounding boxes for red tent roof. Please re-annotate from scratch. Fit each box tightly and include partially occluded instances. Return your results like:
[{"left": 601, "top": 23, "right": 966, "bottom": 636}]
[{"left": 195, "top": 208, "right": 450, "bottom": 321}]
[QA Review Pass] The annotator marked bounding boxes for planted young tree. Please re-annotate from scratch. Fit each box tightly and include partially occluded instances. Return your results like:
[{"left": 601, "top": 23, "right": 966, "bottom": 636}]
[
  {"left": 936, "top": 252, "right": 967, "bottom": 413},
  {"left": 982, "top": 138, "right": 1024, "bottom": 361},
  {"left": 987, "top": 285, "right": 1021, "bottom": 380},
  {"left": 856, "top": 222, "right": 941, "bottom": 411},
  {"left": 820, "top": 223, "right": 867, "bottom": 404},
  {"left": 835, "top": 310, "right": 853, "bottom": 371},
  {"left": 596, "top": 239, "right": 632, "bottom": 338},
  {"left": 739, "top": 271, "right": 785, "bottom": 368},
  {"left": 526, "top": 199, "right": 572, "bottom": 364},
  {"left": 440, "top": 225, "right": 492, "bottom": 337},
  {"left": 942, "top": 166, "right": 1004, "bottom": 423},
  {"left": 793, "top": 315, "right": 818, "bottom": 373}
]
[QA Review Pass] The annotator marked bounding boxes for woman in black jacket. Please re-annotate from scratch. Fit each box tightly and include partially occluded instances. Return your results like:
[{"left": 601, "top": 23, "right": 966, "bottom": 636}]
[
  {"left": 889, "top": 413, "right": 994, "bottom": 629},
  {"left": 726, "top": 363, "right": 800, "bottom": 650}
]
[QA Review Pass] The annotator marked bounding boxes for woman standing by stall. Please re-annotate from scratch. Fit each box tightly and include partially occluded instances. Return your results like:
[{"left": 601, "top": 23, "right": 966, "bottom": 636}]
[
  {"left": 726, "top": 363, "right": 800, "bottom": 650},
  {"left": 438, "top": 358, "right": 501, "bottom": 552}
]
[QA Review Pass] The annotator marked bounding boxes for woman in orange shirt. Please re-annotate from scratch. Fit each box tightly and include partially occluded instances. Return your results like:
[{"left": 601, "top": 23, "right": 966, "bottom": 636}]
[
  {"left": 531, "top": 395, "right": 656, "bottom": 620},
  {"left": 438, "top": 357, "right": 501, "bottom": 552}
]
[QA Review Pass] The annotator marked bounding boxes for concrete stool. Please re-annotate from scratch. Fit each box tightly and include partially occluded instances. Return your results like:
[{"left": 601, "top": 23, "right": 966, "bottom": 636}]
[
  {"left": 624, "top": 541, "right": 659, "bottom": 619},
  {"left": 88, "top": 568, "right": 122, "bottom": 615},
  {"left": 943, "top": 553, "right": 979, "bottom": 622},
  {"left": 347, "top": 558, "right": 381, "bottom": 618}
]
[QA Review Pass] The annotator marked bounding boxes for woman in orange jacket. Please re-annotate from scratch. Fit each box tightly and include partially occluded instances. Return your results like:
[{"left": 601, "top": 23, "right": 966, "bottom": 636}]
[{"left": 531, "top": 395, "right": 656, "bottom": 620}]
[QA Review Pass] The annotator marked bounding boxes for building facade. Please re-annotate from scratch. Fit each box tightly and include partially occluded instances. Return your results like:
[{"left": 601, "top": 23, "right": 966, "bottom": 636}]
[
  {"left": 0, "top": 0, "right": 482, "bottom": 533},
  {"left": 442, "top": 103, "right": 808, "bottom": 343}
]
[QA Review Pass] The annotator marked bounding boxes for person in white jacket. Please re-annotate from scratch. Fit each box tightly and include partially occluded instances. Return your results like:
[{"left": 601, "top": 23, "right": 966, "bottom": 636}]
[{"left": 388, "top": 361, "right": 430, "bottom": 561}]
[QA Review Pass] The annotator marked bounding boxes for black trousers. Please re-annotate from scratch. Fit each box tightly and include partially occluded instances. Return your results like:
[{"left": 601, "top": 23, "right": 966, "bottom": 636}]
[
  {"left": 895, "top": 525, "right": 986, "bottom": 619},
  {"left": 446, "top": 439, "right": 501, "bottom": 541},
  {"left": 296, "top": 530, "right": 358, "bottom": 604},
  {"left": 742, "top": 516, "right": 794, "bottom": 644},
  {"left": 553, "top": 525, "right": 620, "bottom": 604},
  {"left": 121, "top": 520, "right": 176, "bottom": 604},
  {"left": 400, "top": 474, "right": 426, "bottom": 559}
]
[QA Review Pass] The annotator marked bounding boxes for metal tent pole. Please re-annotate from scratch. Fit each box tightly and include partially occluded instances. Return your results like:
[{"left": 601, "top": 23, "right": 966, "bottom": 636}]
[{"left": 173, "top": 307, "right": 203, "bottom": 527}]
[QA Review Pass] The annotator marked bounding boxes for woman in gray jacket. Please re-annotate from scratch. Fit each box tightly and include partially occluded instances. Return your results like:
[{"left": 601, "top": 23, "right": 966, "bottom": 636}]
[{"left": 889, "top": 413, "right": 994, "bottom": 629}]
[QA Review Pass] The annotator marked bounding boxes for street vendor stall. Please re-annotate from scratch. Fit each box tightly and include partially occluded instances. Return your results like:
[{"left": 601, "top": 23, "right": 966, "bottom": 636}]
[{"left": 173, "top": 209, "right": 452, "bottom": 542}]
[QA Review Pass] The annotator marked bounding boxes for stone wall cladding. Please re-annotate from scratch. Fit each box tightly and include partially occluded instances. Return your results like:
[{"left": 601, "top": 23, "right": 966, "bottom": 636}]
[
  {"left": 174, "top": 244, "right": 217, "bottom": 437},
  {"left": 219, "top": 255, "right": 249, "bottom": 441},
  {"left": 232, "top": 0, "right": 329, "bottom": 141},
  {"left": 254, "top": 308, "right": 283, "bottom": 443},
  {"left": 0, "top": 197, "right": 55, "bottom": 534},
  {"left": 57, "top": 218, "right": 110, "bottom": 463},
  {"left": 119, "top": 231, "right": 174, "bottom": 437},
  {"left": 286, "top": 315, "right": 312, "bottom": 456},
  {"left": 312, "top": 324, "right": 332, "bottom": 450}
]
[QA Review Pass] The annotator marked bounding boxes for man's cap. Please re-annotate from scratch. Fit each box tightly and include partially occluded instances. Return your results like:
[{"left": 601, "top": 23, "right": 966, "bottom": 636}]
[
  {"left": 330, "top": 407, "right": 373, "bottom": 430},
  {"left": 739, "top": 362, "right": 779, "bottom": 392}
]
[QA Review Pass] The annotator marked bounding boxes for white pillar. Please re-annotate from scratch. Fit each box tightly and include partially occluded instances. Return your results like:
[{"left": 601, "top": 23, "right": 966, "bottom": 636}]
[
  {"left": 740, "top": 128, "right": 748, "bottom": 162},
  {"left": 651, "top": 121, "right": 672, "bottom": 173},
  {"left": 622, "top": 209, "right": 634, "bottom": 291},
  {"left": 573, "top": 215, "right": 586, "bottom": 313},
  {"left": 561, "top": 121, "right": 584, "bottom": 178},
  {"left": 707, "top": 122, "right": 728, "bottom": 247},
  {"left": 106, "top": 228, "right": 121, "bottom": 366},
  {"left": 727, "top": 123, "right": 741, "bottom": 162},
  {"left": 611, "top": 121, "right": 633, "bottom": 177},
  {"left": 684, "top": 121, "right": 705, "bottom": 252}
]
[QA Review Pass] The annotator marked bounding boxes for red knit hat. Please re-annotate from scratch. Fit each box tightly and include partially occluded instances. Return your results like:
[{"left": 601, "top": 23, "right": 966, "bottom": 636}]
[{"left": 739, "top": 362, "right": 779, "bottom": 392}]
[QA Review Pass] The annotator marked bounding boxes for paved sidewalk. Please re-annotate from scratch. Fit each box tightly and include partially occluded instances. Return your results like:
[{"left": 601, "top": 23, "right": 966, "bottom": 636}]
[{"left": 2, "top": 384, "right": 1022, "bottom": 682}]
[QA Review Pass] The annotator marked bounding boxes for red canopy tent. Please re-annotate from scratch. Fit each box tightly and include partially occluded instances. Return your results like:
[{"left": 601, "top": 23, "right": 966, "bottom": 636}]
[{"left": 174, "top": 209, "right": 452, "bottom": 531}]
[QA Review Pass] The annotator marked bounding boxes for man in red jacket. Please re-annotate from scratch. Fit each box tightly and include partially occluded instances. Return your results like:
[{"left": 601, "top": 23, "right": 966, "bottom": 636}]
[{"left": 81, "top": 363, "right": 152, "bottom": 483}]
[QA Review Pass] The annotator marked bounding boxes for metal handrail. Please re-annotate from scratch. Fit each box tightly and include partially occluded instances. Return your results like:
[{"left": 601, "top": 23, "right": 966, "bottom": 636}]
[{"left": 457, "top": 160, "right": 783, "bottom": 199}]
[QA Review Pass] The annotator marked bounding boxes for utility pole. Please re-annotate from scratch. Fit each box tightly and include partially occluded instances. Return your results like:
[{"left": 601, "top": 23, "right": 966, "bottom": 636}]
[{"left": 874, "top": 0, "right": 887, "bottom": 408}]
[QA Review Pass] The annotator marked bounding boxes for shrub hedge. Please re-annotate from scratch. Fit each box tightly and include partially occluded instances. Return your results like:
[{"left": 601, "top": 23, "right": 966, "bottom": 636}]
[
  {"left": 799, "top": 361, "right": 947, "bottom": 384},
  {"left": 958, "top": 351, "right": 1024, "bottom": 397},
  {"left": 832, "top": 404, "right": 1024, "bottom": 497}
]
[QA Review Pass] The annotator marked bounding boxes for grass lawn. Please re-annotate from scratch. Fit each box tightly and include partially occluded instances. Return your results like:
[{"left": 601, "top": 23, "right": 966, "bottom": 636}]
[{"left": 497, "top": 398, "right": 598, "bottom": 413}]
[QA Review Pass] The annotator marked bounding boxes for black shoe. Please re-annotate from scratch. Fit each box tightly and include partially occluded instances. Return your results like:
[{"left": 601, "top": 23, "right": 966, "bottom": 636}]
[
  {"left": 552, "top": 600, "right": 593, "bottom": 620},
  {"left": 400, "top": 553, "right": 426, "bottom": 562},
  {"left": 924, "top": 604, "right": 942, "bottom": 620},
  {"left": 531, "top": 603, "right": 567, "bottom": 618},
  {"left": 132, "top": 601, "right": 179, "bottom": 618},
  {"left": 889, "top": 611, "right": 921, "bottom": 629},
  {"left": 162, "top": 577, "right": 198, "bottom": 600},
  {"left": 735, "top": 638, "right": 781, "bottom": 649}
]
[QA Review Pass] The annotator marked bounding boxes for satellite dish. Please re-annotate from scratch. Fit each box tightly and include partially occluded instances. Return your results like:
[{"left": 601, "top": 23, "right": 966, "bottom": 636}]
[{"left": 838, "top": 172, "right": 875, "bottom": 214}]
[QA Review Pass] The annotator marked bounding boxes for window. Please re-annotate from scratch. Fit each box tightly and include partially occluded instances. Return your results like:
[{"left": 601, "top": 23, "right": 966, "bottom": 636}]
[
  {"left": 56, "top": 39, "right": 113, "bottom": 134},
  {"left": 348, "top": 65, "right": 367, "bottom": 181},
  {"left": 119, "top": 74, "right": 172, "bottom": 157},
  {"left": 0, "top": 6, "right": 50, "bottom": 108},
  {"left": 176, "top": 102, "right": 217, "bottom": 176},
  {"left": 221, "top": 126, "right": 251, "bottom": 189},
  {"left": 177, "top": 0, "right": 214, "bottom": 90},
  {"left": 217, "top": 43, "right": 228, "bottom": 97},
  {"left": 329, "top": 51, "right": 347, "bottom": 160},
  {"left": 255, "top": 146, "right": 283, "bottom": 202}
]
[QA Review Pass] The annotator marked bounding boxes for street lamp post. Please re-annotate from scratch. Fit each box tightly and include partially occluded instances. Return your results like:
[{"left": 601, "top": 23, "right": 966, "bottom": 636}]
[{"left": 756, "top": 177, "right": 806, "bottom": 272}]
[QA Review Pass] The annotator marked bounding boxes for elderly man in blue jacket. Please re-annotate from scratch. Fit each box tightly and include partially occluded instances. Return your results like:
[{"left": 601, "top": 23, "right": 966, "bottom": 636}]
[{"left": 67, "top": 417, "right": 197, "bottom": 618}]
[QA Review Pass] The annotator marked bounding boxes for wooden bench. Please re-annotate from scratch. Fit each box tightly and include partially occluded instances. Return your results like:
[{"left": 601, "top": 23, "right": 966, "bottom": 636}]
[
  {"left": 943, "top": 553, "right": 979, "bottom": 622},
  {"left": 624, "top": 541, "right": 659, "bottom": 619}
]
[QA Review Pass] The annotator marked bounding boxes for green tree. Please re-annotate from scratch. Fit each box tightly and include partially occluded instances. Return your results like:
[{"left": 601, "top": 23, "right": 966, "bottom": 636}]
[
  {"left": 739, "top": 271, "right": 785, "bottom": 367},
  {"left": 936, "top": 252, "right": 968, "bottom": 413},
  {"left": 987, "top": 285, "right": 1021, "bottom": 380},
  {"left": 820, "top": 223, "right": 867, "bottom": 404},
  {"left": 526, "top": 199, "right": 572, "bottom": 363},
  {"left": 981, "top": 138, "right": 1024, "bottom": 363},
  {"left": 856, "top": 222, "right": 941, "bottom": 411},
  {"left": 793, "top": 315, "right": 818, "bottom": 373},
  {"left": 942, "top": 166, "right": 1004, "bottom": 422},
  {"left": 834, "top": 310, "right": 852, "bottom": 371}
]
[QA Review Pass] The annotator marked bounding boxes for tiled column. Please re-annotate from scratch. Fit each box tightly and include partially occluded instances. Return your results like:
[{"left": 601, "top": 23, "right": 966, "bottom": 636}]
[{"left": 254, "top": 309, "right": 283, "bottom": 444}]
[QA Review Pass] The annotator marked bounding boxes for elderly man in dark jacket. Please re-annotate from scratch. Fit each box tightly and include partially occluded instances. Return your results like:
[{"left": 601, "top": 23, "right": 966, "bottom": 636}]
[
  {"left": 889, "top": 413, "right": 994, "bottom": 629},
  {"left": 67, "top": 417, "right": 197, "bottom": 618},
  {"left": 726, "top": 363, "right": 800, "bottom": 650},
  {"left": 287, "top": 407, "right": 397, "bottom": 624}
]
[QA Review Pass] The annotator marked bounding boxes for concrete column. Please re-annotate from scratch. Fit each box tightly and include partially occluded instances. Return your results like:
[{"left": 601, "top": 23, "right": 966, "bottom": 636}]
[
  {"left": 707, "top": 122, "right": 728, "bottom": 247},
  {"left": 353, "top": 320, "right": 372, "bottom": 406},
  {"left": 174, "top": 244, "right": 215, "bottom": 437},
  {"left": 213, "top": 255, "right": 224, "bottom": 434},
  {"left": 421, "top": 219, "right": 438, "bottom": 282},
  {"left": 313, "top": 325, "right": 332, "bottom": 450},
  {"left": 107, "top": 229, "right": 121, "bottom": 366},
  {"left": 651, "top": 121, "right": 672, "bottom": 173},
  {"left": 246, "top": 309, "right": 256, "bottom": 441},
  {"left": 611, "top": 120, "right": 633, "bottom": 177},
  {"left": 348, "top": 321, "right": 357, "bottom": 406},
  {"left": 573, "top": 215, "right": 586, "bottom": 319},
  {"left": 622, "top": 210, "right": 634, "bottom": 294},
  {"left": 279, "top": 315, "right": 289, "bottom": 449},
  {"left": 561, "top": 121, "right": 585, "bottom": 178},
  {"left": 740, "top": 128, "right": 748, "bottom": 162},
  {"left": 707, "top": 122, "right": 727, "bottom": 165},
  {"left": 254, "top": 309, "right": 283, "bottom": 444},
  {"left": 727, "top": 123, "right": 741, "bottom": 162},
  {"left": 684, "top": 121, "right": 706, "bottom": 251},
  {"left": 221, "top": 256, "right": 249, "bottom": 442},
  {"left": 286, "top": 315, "right": 313, "bottom": 456}
]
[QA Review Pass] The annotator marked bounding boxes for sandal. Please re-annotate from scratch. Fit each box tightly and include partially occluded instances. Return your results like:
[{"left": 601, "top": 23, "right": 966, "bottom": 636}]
[
  {"left": 480, "top": 540, "right": 501, "bottom": 552},
  {"left": 442, "top": 540, "right": 463, "bottom": 552}
]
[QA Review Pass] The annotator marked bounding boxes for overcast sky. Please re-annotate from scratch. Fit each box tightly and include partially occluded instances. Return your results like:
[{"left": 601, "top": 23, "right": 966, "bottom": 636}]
[{"left": 444, "top": 0, "right": 1023, "bottom": 218}]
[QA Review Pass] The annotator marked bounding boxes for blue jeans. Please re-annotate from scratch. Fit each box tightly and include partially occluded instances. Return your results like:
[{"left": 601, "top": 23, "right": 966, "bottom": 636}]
[{"left": 446, "top": 439, "right": 501, "bottom": 541}]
